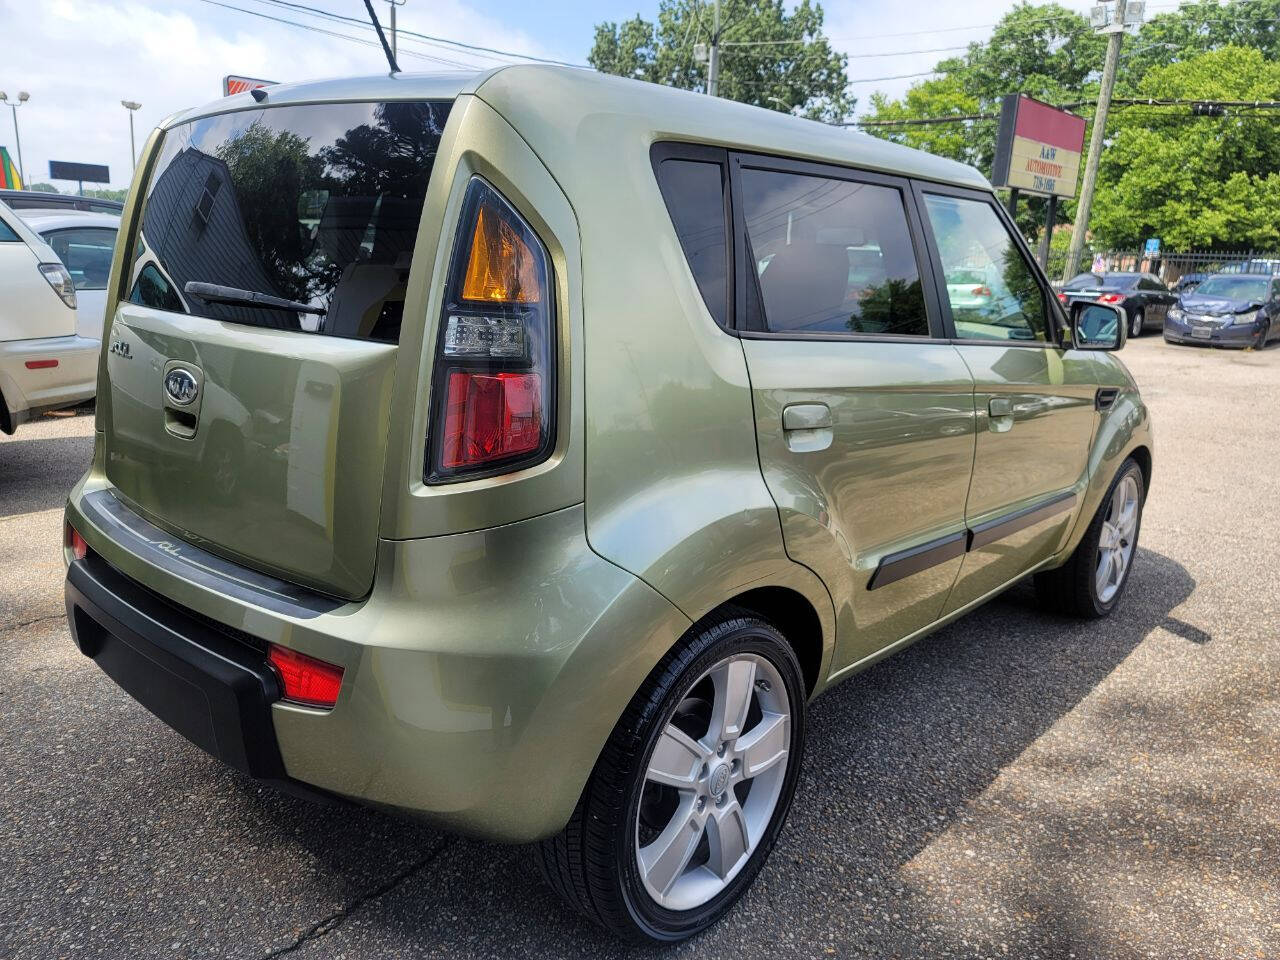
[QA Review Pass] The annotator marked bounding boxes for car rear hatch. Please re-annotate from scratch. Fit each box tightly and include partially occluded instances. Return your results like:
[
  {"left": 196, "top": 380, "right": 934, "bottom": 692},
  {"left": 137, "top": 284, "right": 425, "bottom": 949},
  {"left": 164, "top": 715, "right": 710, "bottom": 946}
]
[{"left": 100, "top": 98, "right": 453, "bottom": 601}]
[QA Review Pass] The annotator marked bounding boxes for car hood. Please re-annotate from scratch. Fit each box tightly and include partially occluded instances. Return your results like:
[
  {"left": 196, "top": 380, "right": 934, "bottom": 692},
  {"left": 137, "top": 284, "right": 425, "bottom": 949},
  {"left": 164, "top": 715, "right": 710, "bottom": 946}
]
[{"left": 1179, "top": 294, "right": 1262, "bottom": 315}]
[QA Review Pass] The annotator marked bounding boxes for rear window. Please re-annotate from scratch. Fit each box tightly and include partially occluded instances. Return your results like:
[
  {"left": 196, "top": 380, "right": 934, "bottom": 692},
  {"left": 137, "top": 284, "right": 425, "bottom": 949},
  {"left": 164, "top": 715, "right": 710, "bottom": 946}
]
[
  {"left": 0, "top": 217, "right": 19, "bottom": 242},
  {"left": 128, "top": 100, "right": 451, "bottom": 343},
  {"left": 43, "top": 227, "right": 117, "bottom": 290}
]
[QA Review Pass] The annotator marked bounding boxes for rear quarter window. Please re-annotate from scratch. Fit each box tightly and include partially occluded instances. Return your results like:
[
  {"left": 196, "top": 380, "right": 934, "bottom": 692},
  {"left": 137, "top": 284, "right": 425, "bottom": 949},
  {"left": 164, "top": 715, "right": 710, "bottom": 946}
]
[
  {"left": 0, "top": 218, "right": 19, "bottom": 242},
  {"left": 654, "top": 156, "right": 729, "bottom": 327},
  {"left": 128, "top": 100, "right": 451, "bottom": 343}
]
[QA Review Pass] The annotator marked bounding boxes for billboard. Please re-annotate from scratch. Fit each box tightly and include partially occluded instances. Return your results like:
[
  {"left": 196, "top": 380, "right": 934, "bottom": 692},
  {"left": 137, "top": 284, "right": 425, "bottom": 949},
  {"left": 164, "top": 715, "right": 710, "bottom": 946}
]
[
  {"left": 223, "top": 75, "right": 276, "bottom": 97},
  {"left": 991, "top": 95, "right": 1086, "bottom": 198},
  {"left": 49, "top": 160, "right": 110, "bottom": 184}
]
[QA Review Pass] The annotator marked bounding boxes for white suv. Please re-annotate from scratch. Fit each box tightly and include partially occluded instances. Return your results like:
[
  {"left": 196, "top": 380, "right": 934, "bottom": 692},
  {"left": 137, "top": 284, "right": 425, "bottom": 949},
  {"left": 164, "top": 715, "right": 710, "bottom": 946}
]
[{"left": 0, "top": 199, "right": 101, "bottom": 433}]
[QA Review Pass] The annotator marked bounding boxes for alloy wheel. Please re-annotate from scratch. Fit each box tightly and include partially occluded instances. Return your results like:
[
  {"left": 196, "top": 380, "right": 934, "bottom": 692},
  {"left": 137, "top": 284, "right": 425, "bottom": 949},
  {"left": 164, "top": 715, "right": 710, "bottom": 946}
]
[
  {"left": 1096, "top": 473, "right": 1140, "bottom": 603},
  {"left": 635, "top": 653, "right": 790, "bottom": 912}
]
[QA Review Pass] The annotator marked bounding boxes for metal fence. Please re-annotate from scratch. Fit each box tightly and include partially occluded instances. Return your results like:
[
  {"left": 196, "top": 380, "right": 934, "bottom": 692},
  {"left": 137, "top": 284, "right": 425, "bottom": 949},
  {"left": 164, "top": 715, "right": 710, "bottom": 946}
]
[{"left": 1045, "top": 249, "right": 1280, "bottom": 287}]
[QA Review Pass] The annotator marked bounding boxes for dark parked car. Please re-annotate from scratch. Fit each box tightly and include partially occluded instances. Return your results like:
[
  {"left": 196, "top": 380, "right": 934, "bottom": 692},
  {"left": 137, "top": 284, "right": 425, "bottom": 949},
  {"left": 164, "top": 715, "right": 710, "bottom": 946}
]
[
  {"left": 1059, "top": 271, "right": 1176, "bottom": 338},
  {"left": 1172, "top": 272, "right": 1208, "bottom": 295},
  {"left": 1165, "top": 273, "right": 1279, "bottom": 349},
  {"left": 0, "top": 188, "right": 123, "bottom": 215}
]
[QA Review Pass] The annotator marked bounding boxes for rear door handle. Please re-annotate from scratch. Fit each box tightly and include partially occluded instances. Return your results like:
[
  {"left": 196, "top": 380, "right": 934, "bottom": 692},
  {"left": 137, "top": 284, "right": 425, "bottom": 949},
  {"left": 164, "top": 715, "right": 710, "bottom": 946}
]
[
  {"left": 988, "top": 397, "right": 1014, "bottom": 433},
  {"left": 782, "top": 403, "right": 833, "bottom": 452}
]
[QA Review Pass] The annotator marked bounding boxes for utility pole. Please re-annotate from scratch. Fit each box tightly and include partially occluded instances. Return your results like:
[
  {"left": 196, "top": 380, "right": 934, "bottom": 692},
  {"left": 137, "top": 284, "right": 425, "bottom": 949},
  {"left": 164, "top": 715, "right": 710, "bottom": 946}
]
[
  {"left": 0, "top": 91, "right": 29, "bottom": 186},
  {"left": 121, "top": 101, "right": 141, "bottom": 171},
  {"left": 388, "top": 0, "right": 403, "bottom": 64},
  {"left": 1063, "top": 0, "right": 1139, "bottom": 282},
  {"left": 707, "top": 0, "right": 721, "bottom": 97}
]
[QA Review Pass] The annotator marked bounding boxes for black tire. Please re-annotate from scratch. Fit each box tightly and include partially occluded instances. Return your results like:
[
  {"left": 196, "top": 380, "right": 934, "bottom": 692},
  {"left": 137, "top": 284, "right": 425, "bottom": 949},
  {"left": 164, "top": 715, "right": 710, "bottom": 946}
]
[
  {"left": 1035, "top": 458, "right": 1145, "bottom": 618},
  {"left": 1129, "top": 309, "right": 1144, "bottom": 338},
  {"left": 1255, "top": 321, "right": 1270, "bottom": 350},
  {"left": 535, "top": 610, "right": 807, "bottom": 943}
]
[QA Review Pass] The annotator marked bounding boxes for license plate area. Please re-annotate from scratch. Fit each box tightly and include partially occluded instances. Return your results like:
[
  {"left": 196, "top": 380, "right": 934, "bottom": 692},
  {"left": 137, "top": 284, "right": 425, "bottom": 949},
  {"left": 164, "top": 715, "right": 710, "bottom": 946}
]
[{"left": 1191, "top": 326, "right": 1213, "bottom": 339}]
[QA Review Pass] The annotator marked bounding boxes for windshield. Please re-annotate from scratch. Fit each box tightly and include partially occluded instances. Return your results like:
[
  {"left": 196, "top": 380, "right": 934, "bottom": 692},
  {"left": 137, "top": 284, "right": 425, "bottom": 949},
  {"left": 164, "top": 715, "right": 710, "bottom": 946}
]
[
  {"left": 127, "top": 100, "right": 451, "bottom": 343},
  {"left": 1193, "top": 276, "right": 1268, "bottom": 301}
]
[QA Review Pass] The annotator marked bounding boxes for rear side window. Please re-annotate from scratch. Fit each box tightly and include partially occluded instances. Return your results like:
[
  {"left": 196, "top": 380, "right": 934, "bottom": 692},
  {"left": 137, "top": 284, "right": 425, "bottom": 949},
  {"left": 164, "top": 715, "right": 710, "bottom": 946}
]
[
  {"left": 0, "top": 218, "right": 19, "bottom": 242},
  {"left": 654, "top": 158, "right": 729, "bottom": 327},
  {"left": 128, "top": 100, "right": 451, "bottom": 342},
  {"left": 740, "top": 169, "right": 928, "bottom": 336},
  {"left": 43, "top": 227, "right": 117, "bottom": 290}
]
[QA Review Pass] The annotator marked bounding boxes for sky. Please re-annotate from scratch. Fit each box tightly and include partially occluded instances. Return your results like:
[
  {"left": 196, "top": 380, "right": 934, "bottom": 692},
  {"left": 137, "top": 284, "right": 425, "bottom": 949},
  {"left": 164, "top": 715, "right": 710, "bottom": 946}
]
[{"left": 0, "top": 0, "right": 1115, "bottom": 191}]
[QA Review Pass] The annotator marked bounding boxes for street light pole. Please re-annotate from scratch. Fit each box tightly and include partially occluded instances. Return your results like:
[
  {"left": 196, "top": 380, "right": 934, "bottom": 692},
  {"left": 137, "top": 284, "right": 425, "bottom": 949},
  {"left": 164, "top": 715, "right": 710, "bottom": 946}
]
[
  {"left": 707, "top": 0, "right": 721, "bottom": 97},
  {"left": 387, "top": 0, "right": 404, "bottom": 64},
  {"left": 121, "top": 101, "right": 142, "bottom": 171},
  {"left": 1062, "top": 0, "right": 1133, "bottom": 282},
  {"left": 0, "top": 91, "right": 29, "bottom": 186}
]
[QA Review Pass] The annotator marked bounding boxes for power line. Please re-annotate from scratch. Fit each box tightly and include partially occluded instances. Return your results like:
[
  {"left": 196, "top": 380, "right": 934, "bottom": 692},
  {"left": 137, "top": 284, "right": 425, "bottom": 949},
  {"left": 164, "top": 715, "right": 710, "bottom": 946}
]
[{"left": 205, "top": 0, "right": 588, "bottom": 68}]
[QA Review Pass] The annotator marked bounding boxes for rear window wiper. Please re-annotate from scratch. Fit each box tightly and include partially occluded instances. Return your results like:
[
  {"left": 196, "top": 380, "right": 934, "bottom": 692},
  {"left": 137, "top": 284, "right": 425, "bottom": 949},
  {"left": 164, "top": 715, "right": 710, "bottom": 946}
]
[{"left": 184, "top": 281, "right": 327, "bottom": 315}]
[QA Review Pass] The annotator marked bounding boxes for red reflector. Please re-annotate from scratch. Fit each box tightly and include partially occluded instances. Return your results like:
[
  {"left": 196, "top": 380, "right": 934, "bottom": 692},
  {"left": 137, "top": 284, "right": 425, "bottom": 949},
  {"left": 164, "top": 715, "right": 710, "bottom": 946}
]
[
  {"left": 1098, "top": 293, "right": 1126, "bottom": 304},
  {"left": 64, "top": 521, "right": 88, "bottom": 561},
  {"left": 442, "top": 371, "right": 543, "bottom": 469},
  {"left": 268, "top": 644, "right": 344, "bottom": 709},
  {"left": 25, "top": 359, "right": 58, "bottom": 369}
]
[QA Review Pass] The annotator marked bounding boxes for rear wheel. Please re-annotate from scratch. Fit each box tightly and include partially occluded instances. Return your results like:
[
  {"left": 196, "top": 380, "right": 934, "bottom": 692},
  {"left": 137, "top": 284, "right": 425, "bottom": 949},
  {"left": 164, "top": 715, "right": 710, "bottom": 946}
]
[
  {"left": 536, "top": 612, "right": 806, "bottom": 943},
  {"left": 1035, "top": 458, "right": 1145, "bottom": 618},
  {"left": 1129, "top": 309, "right": 1144, "bottom": 338}
]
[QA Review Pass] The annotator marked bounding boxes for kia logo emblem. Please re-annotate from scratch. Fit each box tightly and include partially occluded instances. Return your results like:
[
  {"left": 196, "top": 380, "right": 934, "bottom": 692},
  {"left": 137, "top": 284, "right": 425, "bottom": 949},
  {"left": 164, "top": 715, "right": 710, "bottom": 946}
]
[{"left": 164, "top": 367, "right": 199, "bottom": 406}]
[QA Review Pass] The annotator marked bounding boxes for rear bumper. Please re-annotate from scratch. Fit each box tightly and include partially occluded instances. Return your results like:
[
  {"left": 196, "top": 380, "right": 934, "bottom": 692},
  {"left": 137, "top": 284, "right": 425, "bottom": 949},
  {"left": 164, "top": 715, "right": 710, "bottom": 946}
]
[
  {"left": 0, "top": 334, "right": 99, "bottom": 421},
  {"left": 66, "top": 554, "right": 288, "bottom": 780},
  {"left": 64, "top": 479, "right": 689, "bottom": 842}
]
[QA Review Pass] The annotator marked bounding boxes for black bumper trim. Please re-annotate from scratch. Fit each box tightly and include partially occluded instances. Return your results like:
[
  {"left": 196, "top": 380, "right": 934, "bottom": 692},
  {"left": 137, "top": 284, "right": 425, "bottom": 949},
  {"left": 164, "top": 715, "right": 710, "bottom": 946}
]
[{"left": 66, "top": 554, "right": 288, "bottom": 781}]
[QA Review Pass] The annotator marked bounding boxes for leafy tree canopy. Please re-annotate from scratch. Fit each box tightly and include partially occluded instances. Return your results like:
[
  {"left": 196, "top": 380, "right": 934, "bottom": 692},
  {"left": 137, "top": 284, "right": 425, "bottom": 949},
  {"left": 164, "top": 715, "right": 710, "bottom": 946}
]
[
  {"left": 589, "top": 0, "right": 853, "bottom": 122},
  {"left": 1092, "top": 45, "right": 1280, "bottom": 249}
]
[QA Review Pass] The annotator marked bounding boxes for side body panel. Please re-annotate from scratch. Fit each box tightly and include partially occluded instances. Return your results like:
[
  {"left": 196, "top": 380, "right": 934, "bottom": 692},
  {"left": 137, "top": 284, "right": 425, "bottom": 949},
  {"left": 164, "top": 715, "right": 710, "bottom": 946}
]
[{"left": 743, "top": 340, "right": 976, "bottom": 671}]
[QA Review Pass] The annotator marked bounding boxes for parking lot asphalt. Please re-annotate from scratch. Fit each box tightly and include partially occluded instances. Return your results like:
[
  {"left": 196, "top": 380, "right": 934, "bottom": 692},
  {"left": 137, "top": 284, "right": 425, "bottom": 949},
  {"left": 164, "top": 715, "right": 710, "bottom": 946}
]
[{"left": 2, "top": 336, "right": 1278, "bottom": 960}]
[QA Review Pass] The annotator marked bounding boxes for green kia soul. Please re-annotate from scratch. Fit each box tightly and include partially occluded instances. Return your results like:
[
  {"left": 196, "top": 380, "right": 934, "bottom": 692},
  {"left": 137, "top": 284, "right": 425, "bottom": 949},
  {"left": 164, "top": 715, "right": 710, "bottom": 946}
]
[{"left": 63, "top": 65, "right": 1151, "bottom": 942}]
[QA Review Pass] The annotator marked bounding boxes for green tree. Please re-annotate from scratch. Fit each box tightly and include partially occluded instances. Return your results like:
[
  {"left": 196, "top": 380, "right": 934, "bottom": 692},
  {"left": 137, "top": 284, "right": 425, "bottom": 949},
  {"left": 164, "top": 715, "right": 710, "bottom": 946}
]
[
  {"left": 589, "top": 0, "right": 853, "bottom": 122},
  {"left": 1120, "top": 0, "right": 1280, "bottom": 88},
  {"left": 1092, "top": 46, "right": 1280, "bottom": 249}
]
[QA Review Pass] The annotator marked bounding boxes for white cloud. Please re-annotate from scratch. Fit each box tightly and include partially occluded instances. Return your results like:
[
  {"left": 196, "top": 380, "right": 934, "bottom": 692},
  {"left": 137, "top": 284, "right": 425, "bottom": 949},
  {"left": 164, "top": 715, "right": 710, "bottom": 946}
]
[{"left": 0, "top": 0, "right": 557, "bottom": 190}]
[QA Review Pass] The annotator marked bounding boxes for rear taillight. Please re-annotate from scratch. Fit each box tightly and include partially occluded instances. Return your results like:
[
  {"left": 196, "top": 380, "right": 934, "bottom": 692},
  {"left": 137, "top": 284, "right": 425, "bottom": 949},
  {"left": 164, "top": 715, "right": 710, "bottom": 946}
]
[
  {"left": 268, "top": 644, "right": 344, "bottom": 709},
  {"left": 1098, "top": 293, "right": 1126, "bottom": 304},
  {"left": 426, "top": 178, "right": 554, "bottom": 482},
  {"left": 971, "top": 285, "right": 992, "bottom": 297},
  {"left": 1056, "top": 292, "right": 1069, "bottom": 305},
  {"left": 38, "top": 262, "right": 78, "bottom": 309},
  {"left": 64, "top": 521, "right": 88, "bottom": 561}
]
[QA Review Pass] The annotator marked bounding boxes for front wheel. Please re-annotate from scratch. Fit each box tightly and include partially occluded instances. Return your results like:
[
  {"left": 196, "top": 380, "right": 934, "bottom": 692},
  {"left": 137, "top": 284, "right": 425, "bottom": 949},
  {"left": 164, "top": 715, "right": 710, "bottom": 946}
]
[
  {"left": 1256, "top": 321, "right": 1271, "bottom": 350},
  {"left": 536, "top": 612, "right": 806, "bottom": 943},
  {"left": 1129, "top": 309, "right": 1145, "bottom": 338},
  {"left": 1035, "top": 458, "right": 1145, "bottom": 618}
]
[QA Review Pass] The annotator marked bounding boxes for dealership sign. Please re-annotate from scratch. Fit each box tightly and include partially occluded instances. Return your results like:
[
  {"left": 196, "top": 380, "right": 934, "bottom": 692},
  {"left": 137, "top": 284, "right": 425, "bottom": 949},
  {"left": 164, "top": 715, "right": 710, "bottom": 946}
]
[{"left": 991, "top": 94, "right": 1086, "bottom": 198}]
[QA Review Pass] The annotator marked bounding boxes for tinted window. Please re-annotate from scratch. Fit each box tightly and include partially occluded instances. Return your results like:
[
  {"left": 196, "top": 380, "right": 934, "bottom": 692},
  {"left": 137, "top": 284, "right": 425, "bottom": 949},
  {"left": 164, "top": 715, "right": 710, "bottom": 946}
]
[
  {"left": 655, "top": 158, "right": 728, "bottom": 327},
  {"left": 741, "top": 169, "right": 928, "bottom": 336},
  {"left": 1064, "top": 273, "right": 1102, "bottom": 290},
  {"left": 0, "top": 218, "right": 18, "bottom": 242},
  {"left": 129, "top": 263, "right": 184, "bottom": 313},
  {"left": 128, "top": 100, "right": 451, "bottom": 343},
  {"left": 923, "top": 194, "right": 1047, "bottom": 343},
  {"left": 43, "top": 227, "right": 117, "bottom": 290}
]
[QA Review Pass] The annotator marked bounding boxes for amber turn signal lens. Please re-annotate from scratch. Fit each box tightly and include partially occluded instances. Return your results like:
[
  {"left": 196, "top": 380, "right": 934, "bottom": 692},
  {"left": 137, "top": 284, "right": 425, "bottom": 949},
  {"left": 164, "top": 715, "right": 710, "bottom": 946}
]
[{"left": 460, "top": 204, "right": 543, "bottom": 304}]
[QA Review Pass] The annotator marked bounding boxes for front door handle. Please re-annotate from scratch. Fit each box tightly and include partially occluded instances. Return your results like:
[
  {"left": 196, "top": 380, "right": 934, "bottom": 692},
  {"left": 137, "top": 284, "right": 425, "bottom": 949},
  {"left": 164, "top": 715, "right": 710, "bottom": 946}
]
[
  {"left": 782, "top": 403, "right": 833, "bottom": 452},
  {"left": 988, "top": 397, "right": 1014, "bottom": 433}
]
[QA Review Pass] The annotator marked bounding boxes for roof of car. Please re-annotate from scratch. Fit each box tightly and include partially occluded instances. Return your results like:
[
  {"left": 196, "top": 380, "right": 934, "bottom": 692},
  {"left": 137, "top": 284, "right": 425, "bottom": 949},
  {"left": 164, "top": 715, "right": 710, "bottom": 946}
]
[
  {"left": 0, "top": 188, "right": 124, "bottom": 213},
  {"left": 165, "top": 66, "right": 991, "bottom": 192},
  {"left": 18, "top": 209, "right": 122, "bottom": 232}
]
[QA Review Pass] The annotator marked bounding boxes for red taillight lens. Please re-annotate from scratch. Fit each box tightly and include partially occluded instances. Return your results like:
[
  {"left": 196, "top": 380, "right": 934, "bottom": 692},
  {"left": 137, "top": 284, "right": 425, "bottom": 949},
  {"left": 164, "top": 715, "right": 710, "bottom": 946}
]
[
  {"left": 267, "top": 644, "right": 344, "bottom": 709},
  {"left": 1056, "top": 292, "right": 1069, "bottom": 304},
  {"left": 443, "top": 371, "right": 543, "bottom": 468},
  {"left": 1098, "top": 293, "right": 1126, "bottom": 304},
  {"left": 427, "top": 177, "right": 554, "bottom": 482},
  {"left": 971, "top": 285, "right": 992, "bottom": 297},
  {"left": 64, "top": 521, "right": 88, "bottom": 561}
]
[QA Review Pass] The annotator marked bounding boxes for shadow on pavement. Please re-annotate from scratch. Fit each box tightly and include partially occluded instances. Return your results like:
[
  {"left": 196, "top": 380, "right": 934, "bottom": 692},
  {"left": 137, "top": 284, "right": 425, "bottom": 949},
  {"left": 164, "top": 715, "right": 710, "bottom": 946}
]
[
  {"left": 224, "top": 546, "right": 1199, "bottom": 958},
  {"left": 0, "top": 419, "right": 95, "bottom": 520}
]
